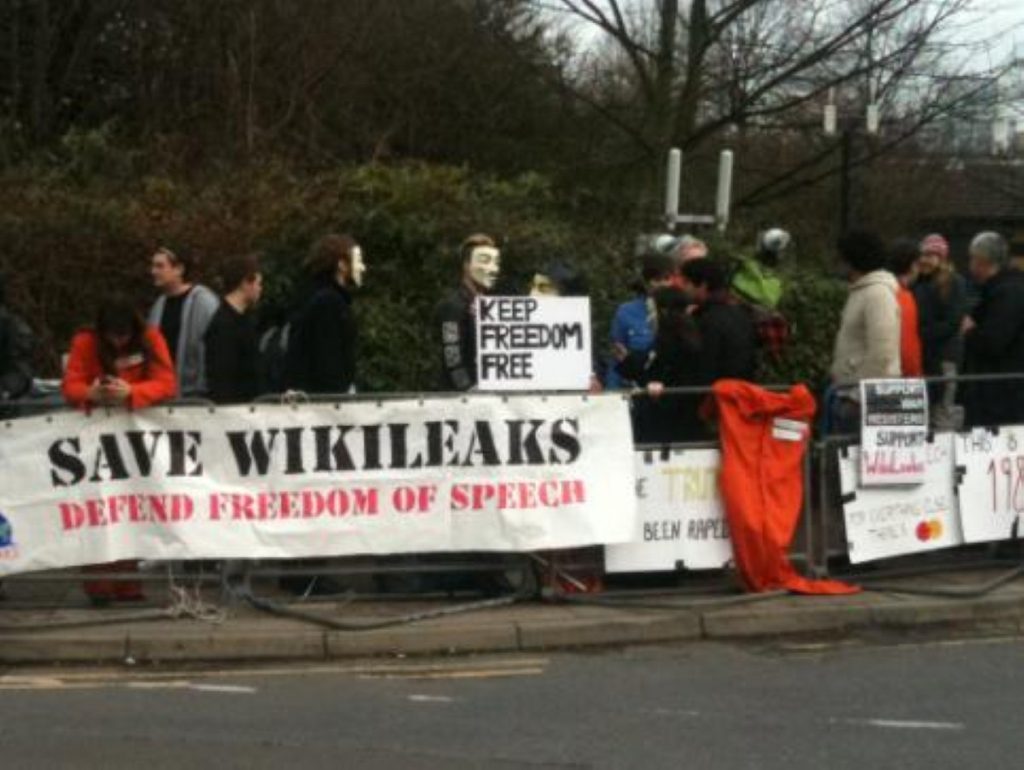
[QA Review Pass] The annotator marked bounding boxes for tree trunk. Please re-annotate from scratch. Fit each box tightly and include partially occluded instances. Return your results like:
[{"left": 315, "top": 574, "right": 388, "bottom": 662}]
[
  {"left": 9, "top": 0, "right": 21, "bottom": 120},
  {"left": 28, "top": 0, "right": 52, "bottom": 140},
  {"left": 674, "top": 0, "right": 709, "bottom": 148},
  {"left": 651, "top": 0, "right": 679, "bottom": 158}
]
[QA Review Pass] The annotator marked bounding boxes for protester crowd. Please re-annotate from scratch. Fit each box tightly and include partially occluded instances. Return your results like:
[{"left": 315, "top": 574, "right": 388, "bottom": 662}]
[
  {"left": 2, "top": 227, "right": 1024, "bottom": 599},
  {"left": 827, "top": 229, "right": 1024, "bottom": 433},
  {"left": 2, "top": 228, "right": 1023, "bottom": 428}
]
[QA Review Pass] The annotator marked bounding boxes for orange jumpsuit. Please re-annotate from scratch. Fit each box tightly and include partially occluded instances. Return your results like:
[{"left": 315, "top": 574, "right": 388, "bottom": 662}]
[{"left": 713, "top": 380, "right": 858, "bottom": 595}]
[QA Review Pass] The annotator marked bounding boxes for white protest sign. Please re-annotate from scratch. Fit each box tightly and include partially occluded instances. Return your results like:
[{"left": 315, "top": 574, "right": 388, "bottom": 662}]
[
  {"left": 839, "top": 433, "right": 963, "bottom": 563},
  {"left": 954, "top": 426, "right": 1024, "bottom": 543},
  {"left": 859, "top": 379, "right": 929, "bottom": 485},
  {"left": 604, "top": 448, "right": 732, "bottom": 573},
  {"left": 475, "top": 296, "right": 592, "bottom": 391},
  {"left": 0, "top": 395, "right": 637, "bottom": 576}
]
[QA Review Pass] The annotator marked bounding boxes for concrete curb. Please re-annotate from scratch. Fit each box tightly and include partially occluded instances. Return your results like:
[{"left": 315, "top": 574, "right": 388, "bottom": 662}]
[{"left": 2, "top": 588, "right": 1024, "bottom": 664}]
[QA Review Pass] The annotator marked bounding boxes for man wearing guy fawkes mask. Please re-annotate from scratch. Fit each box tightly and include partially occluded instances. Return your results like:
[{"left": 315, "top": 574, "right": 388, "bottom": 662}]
[{"left": 436, "top": 233, "right": 500, "bottom": 390}]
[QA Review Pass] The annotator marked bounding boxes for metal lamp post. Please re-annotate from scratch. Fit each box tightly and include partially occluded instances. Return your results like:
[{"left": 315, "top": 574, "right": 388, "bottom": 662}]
[{"left": 824, "top": 86, "right": 880, "bottom": 233}]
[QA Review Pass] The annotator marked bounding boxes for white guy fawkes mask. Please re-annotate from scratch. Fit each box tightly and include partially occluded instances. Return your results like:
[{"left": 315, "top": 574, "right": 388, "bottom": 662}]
[
  {"left": 349, "top": 246, "right": 367, "bottom": 288},
  {"left": 468, "top": 246, "right": 501, "bottom": 290}
]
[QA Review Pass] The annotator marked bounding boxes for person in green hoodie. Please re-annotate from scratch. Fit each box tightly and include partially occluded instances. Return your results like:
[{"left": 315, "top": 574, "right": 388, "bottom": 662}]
[{"left": 732, "top": 228, "right": 791, "bottom": 362}]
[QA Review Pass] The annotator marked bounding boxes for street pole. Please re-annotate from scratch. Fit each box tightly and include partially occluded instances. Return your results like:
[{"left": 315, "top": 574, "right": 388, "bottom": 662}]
[{"left": 839, "top": 128, "right": 852, "bottom": 234}]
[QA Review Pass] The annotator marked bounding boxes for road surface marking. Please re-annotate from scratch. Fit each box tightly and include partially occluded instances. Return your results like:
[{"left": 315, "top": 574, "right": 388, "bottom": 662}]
[
  {"left": 834, "top": 718, "right": 964, "bottom": 731},
  {"left": 187, "top": 683, "right": 257, "bottom": 694},
  {"left": 408, "top": 694, "right": 455, "bottom": 703},
  {"left": 0, "top": 675, "right": 71, "bottom": 690},
  {"left": 360, "top": 667, "right": 545, "bottom": 680},
  {"left": 0, "top": 656, "right": 550, "bottom": 689},
  {"left": 125, "top": 680, "right": 192, "bottom": 690},
  {"left": 125, "top": 681, "right": 257, "bottom": 694},
  {"left": 644, "top": 708, "right": 701, "bottom": 718}
]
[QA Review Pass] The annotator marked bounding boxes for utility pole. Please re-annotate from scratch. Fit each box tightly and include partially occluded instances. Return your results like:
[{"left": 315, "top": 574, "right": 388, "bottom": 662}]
[{"left": 825, "top": 86, "right": 879, "bottom": 234}]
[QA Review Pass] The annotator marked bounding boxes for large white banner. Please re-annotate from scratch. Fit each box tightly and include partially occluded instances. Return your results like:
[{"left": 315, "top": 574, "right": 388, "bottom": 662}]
[
  {"left": 604, "top": 448, "right": 732, "bottom": 573},
  {"left": 0, "top": 395, "right": 637, "bottom": 576},
  {"left": 839, "top": 433, "right": 963, "bottom": 563},
  {"left": 476, "top": 296, "right": 592, "bottom": 391},
  {"left": 955, "top": 426, "right": 1024, "bottom": 543}
]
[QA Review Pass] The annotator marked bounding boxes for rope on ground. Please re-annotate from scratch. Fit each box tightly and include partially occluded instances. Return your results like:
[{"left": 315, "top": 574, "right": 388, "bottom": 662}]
[
  {"left": 231, "top": 585, "right": 530, "bottom": 631},
  {"left": 0, "top": 571, "right": 229, "bottom": 633},
  {"left": 165, "top": 572, "right": 228, "bottom": 624},
  {"left": 543, "top": 589, "right": 788, "bottom": 611},
  {"left": 0, "top": 608, "right": 174, "bottom": 633},
  {"left": 831, "top": 556, "right": 1022, "bottom": 582},
  {"left": 530, "top": 552, "right": 787, "bottom": 610},
  {"left": 859, "top": 564, "right": 1024, "bottom": 599}
]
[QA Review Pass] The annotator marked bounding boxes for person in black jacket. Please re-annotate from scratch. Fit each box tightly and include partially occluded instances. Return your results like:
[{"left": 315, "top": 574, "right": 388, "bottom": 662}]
[
  {"left": 614, "top": 287, "right": 706, "bottom": 443},
  {"left": 680, "top": 258, "right": 758, "bottom": 386},
  {"left": 204, "top": 254, "right": 263, "bottom": 404},
  {"left": 436, "top": 233, "right": 500, "bottom": 391},
  {"left": 962, "top": 231, "right": 1024, "bottom": 428},
  {"left": 913, "top": 233, "right": 966, "bottom": 429},
  {"left": 284, "top": 234, "right": 366, "bottom": 394}
]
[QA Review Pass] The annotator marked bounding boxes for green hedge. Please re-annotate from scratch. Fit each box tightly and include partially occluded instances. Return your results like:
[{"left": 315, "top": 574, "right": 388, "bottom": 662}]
[
  {"left": 0, "top": 156, "right": 846, "bottom": 393},
  {"left": 760, "top": 270, "right": 847, "bottom": 392},
  {"left": 0, "top": 160, "right": 632, "bottom": 390}
]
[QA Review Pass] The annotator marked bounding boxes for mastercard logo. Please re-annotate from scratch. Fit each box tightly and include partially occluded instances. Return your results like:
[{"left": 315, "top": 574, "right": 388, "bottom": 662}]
[{"left": 915, "top": 519, "right": 944, "bottom": 542}]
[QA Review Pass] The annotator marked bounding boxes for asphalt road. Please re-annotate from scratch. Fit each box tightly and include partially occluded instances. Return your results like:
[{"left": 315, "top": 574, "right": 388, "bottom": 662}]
[{"left": 2, "top": 636, "right": 1023, "bottom": 769}]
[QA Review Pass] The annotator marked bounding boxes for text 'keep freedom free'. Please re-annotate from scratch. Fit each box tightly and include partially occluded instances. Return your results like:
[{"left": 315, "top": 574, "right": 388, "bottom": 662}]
[{"left": 476, "top": 296, "right": 592, "bottom": 390}]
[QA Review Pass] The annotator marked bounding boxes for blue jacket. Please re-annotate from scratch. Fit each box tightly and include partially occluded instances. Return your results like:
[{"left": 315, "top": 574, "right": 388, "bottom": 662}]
[{"left": 606, "top": 297, "right": 654, "bottom": 389}]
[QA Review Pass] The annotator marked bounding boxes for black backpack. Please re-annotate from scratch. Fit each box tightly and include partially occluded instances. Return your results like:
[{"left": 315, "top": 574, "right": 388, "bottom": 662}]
[{"left": 257, "top": 322, "right": 290, "bottom": 394}]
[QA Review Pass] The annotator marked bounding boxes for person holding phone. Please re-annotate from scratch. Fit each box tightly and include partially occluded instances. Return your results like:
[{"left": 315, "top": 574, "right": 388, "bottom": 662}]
[
  {"left": 63, "top": 297, "right": 177, "bottom": 410},
  {"left": 61, "top": 296, "right": 177, "bottom": 603}
]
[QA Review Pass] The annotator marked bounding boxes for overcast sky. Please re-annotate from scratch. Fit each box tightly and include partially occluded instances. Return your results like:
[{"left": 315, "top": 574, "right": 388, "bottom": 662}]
[{"left": 968, "top": 0, "right": 1022, "bottom": 61}]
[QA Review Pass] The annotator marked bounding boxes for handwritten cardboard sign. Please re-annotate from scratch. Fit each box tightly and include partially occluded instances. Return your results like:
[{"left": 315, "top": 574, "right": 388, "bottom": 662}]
[
  {"left": 859, "top": 379, "right": 929, "bottom": 486},
  {"left": 955, "top": 426, "right": 1024, "bottom": 543},
  {"left": 840, "top": 433, "right": 963, "bottom": 563},
  {"left": 604, "top": 448, "right": 732, "bottom": 572},
  {"left": 476, "top": 296, "right": 592, "bottom": 391}
]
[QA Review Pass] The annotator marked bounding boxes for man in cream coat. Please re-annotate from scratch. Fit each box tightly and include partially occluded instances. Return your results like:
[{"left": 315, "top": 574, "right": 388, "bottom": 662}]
[{"left": 829, "top": 230, "right": 901, "bottom": 432}]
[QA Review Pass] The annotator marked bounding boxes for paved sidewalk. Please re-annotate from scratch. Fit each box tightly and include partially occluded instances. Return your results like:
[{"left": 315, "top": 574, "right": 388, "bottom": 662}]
[{"left": 1, "top": 568, "right": 1023, "bottom": 665}]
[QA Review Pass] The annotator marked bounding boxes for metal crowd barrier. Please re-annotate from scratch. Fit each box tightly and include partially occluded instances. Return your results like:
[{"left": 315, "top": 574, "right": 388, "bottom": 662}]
[
  {"left": 0, "top": 384, "right": 820, "bottom": 613},
  {"left": 5, "top": 372, "right": 1024, "bottom": 620}
]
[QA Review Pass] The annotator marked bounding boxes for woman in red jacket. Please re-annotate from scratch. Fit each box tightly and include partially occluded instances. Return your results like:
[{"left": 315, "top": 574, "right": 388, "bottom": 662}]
[{"left": 62, "top": 299, "right": 177, "bottom": 602}]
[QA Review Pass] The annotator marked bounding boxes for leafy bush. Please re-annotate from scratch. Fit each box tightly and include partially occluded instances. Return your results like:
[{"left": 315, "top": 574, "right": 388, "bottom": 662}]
[
  {"left": 0, "top": 159, "right": 634, "bottom": 390},
  {"left": 0, "top": 153, "right": 847, "bottom": 393},
  {"left": 760, "top": 270, "right": 847, "bottom": 392}
]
